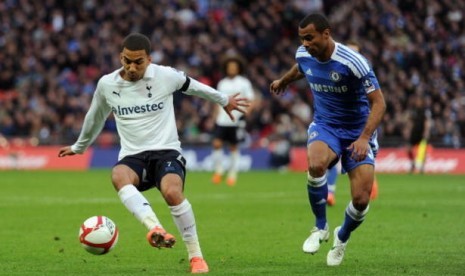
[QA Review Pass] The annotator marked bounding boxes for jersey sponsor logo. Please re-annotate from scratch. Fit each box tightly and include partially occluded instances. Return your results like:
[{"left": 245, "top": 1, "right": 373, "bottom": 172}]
[
  {"left": 330, "top": 71, "right": 341, "bottom": 82},
  {"left": 111, "top": 102, "right": 164, "bottom": 116},
  {"left": 309, "top": 83, "right": 348, "bottom": 93}
]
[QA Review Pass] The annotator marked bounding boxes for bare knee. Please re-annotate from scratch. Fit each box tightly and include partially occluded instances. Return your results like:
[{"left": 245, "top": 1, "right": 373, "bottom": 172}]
[
  {"left": 351, "top": 189, "right": 370, "bottom": 210},
  {"left": 212, "top": 139, "right": 223, "bottom": 150},
  {"left": 348, "top": 164, "right": 374, "bottom": 210},
  {"left": 160, "top": 174, "right": 185, "bottom": 206},
  {"left": 308, "top": 162, "right": 327, "bottom": 177},
  {"left": 306, "top": 141, "right": 336, "bottom": 177},
  {"left": 111, "top": 165, "right": 138, "bottom": 191}
]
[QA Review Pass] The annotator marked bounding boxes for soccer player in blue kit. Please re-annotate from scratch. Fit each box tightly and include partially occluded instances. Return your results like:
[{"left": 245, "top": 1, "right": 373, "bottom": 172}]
[
  {"left": 270, "top": 13, "right": 386, "bottom": 266},
  {"left": 326, "top": 40, "right": 380, "bottom": 207}
]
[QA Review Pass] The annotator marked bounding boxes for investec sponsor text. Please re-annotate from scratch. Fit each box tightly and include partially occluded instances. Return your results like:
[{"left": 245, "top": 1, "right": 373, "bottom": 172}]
[{"left": 111, "top": 102, "right": 164, "bottom": 116}]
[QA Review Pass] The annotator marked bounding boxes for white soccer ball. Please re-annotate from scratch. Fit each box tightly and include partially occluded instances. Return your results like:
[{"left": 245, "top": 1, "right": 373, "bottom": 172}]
[{"left": 79, "top": 216, "right": 119, "bottom": 255}]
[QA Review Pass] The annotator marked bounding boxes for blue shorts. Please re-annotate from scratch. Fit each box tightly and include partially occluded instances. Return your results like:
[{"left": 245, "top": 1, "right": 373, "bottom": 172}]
[
  {"left": 307, "top": 122, "right": 378, "bottom": 173},
  {"left": 115, "top": 150, "right": 186, "bottom": 191}
]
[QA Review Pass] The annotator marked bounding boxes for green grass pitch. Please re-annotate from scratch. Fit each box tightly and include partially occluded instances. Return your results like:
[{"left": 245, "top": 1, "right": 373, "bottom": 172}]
[{"left": 1, "top": 170, "right": 464, "bottom": 275}]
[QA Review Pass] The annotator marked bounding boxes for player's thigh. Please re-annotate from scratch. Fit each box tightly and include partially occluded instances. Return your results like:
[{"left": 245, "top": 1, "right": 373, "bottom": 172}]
[
  {"left": 112, "top": 152, "right": 148, "bottom": 191},
  {"left": 347, "top": 164, "right": 374, "bottom": 206},
  {"left": 229, "top": 143, "right": 239, "bottom": 152},
  {"left": 111, "top": 164, "right": 140, "bottom": 191},
  {"left": 306, "top": 123, "right": 340, "bottom": 173},
  {"left": 160, "top": 173, "right": 184, "bottom": 205},
  {"left": 157, "top": 160, "right": 186, "bottom": 205},
  {"left": 307, "top": 141, "right": 337, "bottom": 170}
]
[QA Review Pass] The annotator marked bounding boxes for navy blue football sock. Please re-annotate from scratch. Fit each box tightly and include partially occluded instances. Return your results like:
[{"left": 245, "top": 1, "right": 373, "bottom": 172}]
[
  {"left": 307, "top": 173, "right": 328, "bottom": 229},
  {"left": 338, "top": 201, "right": 369, "bottom": 242}
]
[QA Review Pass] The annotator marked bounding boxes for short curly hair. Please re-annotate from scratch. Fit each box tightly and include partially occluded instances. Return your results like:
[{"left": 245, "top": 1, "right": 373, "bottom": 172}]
[
  {"left": 299, "top": 13, "right": 330, "bottom": 33},
  {"left": 122, "top": 33, "right": 151, "bottom": 55}
]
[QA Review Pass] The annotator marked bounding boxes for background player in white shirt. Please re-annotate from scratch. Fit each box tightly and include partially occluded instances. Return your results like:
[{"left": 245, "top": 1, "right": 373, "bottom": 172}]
[
  {"left": 58, "top": 33, "right": 249, "bottom": 274},
  {"left": 211, "top": 55, "right": 255, "bottom": 186}
]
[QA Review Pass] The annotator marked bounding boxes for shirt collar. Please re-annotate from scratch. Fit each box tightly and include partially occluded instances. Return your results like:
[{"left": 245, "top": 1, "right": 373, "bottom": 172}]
[
  {"left": 142, "top": 64, "right": 155, "bottom": 80},
  {"left": 115, "top": 64, "right": 155, "bottom": 83}
]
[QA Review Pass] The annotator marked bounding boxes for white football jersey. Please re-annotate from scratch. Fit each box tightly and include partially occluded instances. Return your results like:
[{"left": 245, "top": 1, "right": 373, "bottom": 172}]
[
  {"left": 71, "top": 64, "right": 228, "bottom": 160},
  {"left": 215, "top": 75, "right": 254, "bottom": 127}
]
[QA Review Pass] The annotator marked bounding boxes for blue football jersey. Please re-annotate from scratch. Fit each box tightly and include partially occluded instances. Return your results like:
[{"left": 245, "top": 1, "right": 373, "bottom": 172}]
[{"left": 296, "top": 42, "right": 380, "bottom": 131}]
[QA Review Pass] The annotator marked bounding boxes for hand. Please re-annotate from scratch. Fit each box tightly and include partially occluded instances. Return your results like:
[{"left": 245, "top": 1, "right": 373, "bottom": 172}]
[
  {"left": 58, "top": 146, "right": 76, "bottom": 157},
  {"left": 223, "top": 93, "right": 250, "bottom": 121},
  {"left": 347, "top": 138, "right": 370, "bottom": 162},
  {"left": 270, "top": 79, "right": 287, "bottom": 95}
]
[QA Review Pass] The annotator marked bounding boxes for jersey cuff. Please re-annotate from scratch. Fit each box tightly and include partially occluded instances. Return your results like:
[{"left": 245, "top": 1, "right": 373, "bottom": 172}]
[{"left": 180, "top": 77, "right": 191, "bottom": 91}]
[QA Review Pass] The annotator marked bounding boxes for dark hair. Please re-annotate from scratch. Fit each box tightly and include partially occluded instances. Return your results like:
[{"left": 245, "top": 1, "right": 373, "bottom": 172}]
[
  {"left": 221, "top": 55, "right": 245, "bottom": 75},
  {"left": 122, "top": 33, "right": 151, "bottom": 54},
  {"left": 299, "top": 13, "right": 330, "bottom": 33}
]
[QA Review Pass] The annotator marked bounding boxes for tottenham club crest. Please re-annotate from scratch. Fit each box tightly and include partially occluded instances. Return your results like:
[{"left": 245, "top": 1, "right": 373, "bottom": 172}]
[
  {"left": 146, "top": 84, "right": 152, "bottom": 98},
  {"left": 329, "top": 71, "right": 341, "bottom": 82}
]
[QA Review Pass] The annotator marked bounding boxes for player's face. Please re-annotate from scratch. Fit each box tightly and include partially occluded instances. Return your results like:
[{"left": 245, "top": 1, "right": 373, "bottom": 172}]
[
  {"left": 226, "top": 61, "right": 240, "bottom": 77},
  {"left": 120, "top": 48, "right": 151, "bottom": 81},
  {"left": 299, "top": 23, "right": 331, "bottom": 60}
]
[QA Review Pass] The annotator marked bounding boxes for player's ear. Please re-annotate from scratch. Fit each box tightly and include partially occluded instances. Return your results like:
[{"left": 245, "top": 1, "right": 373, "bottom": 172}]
[
  {"left": 323, "top": 28, "right": 330, "bottom": 38},
  {"left": 119, "top": 53, "right": 124, "bottom": 65}
]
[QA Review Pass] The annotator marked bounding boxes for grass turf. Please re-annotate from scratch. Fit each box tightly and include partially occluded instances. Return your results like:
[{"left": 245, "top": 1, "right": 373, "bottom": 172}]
[{"left": 0, "top": 170, "right": 464, "bottom": 275}]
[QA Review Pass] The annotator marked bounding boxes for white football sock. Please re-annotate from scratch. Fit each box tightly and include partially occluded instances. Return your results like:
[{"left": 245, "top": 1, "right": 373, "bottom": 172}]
[
  {"left": 118, "top": 184, "right": 161, "bottom": 230},
  {"left": 228, "top": 150, "right": 239, "bottom": 179},
  {"left": 212, "top": 149, "right": 224, "bottom": 174},
  {"left": 169, "top": 199, "right": 203, "bottom": 259}
]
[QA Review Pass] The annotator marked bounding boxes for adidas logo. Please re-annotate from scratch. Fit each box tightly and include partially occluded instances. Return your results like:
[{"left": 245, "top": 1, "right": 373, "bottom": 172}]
[
  {"left": 305, "top": 68, "right": 313, "bottom": 76},
  {"left": 316, "top": 198, "right": 327, "bottom": 205}
]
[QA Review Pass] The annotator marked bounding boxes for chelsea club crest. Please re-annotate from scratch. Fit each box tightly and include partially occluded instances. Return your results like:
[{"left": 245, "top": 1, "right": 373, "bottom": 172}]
[
  {"left": 330, "top": 71, "right": 341, "bottom": 82},
  {"left": 309, "top": 131, "right": 318, "bottom": 139}
]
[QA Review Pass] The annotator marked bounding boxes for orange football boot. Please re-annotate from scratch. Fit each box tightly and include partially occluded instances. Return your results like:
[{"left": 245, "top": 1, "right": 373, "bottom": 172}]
[
  {"left": 327, "top": 192, "right": 336, "bottom": 206},
  {"left": 190, "top": 257, "right": 209, "bottom": 274},
  {"left": 146, "top": 226, "right": 176, "bottom": 248},
  {"left": 226, "top": 177, "right": 236, "bottom": 186},
  {"left": 211, "top": 173, "right": 222, "bottom": 185}
]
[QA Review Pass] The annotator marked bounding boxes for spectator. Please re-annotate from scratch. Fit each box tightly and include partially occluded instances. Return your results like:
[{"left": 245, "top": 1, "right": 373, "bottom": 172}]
[{"left": 0, "top": 0, "right": 464, "bottom": 149}]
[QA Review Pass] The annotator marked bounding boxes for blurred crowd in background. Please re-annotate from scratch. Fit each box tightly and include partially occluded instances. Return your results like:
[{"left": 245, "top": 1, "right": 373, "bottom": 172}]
[{"left": 0, "top": 0, "right": 464, "bottom": 149}]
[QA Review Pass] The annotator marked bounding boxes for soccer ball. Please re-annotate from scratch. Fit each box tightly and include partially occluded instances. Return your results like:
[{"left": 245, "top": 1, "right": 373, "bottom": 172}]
[{"left": 79, "top": 216, "right": 119, "bottom": 255}]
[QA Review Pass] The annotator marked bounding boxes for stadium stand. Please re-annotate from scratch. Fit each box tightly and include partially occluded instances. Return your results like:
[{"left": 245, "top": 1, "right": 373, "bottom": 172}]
[{"left": 0, "top": 0, "right": 464, "bottom": 148}]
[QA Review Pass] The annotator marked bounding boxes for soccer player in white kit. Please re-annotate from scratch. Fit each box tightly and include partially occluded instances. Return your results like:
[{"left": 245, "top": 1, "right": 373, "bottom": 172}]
[
  {"left": 211, "top": 56, "right": 255, "bottom": 186},
  {"left": 58, "top": 33, "right": 249, "bottom": 274}
]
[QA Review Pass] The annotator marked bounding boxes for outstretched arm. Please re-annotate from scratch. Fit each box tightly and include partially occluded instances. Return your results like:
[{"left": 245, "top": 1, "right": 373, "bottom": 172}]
[
  {"left": 270, "top": 64, "right": 305, "bottom": 95},
  {"left": 58, "top": 84, "right": 111, "bottom": 157},
  {"left": 182, "top": 78, "right": 250, "bottom": 121}
]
